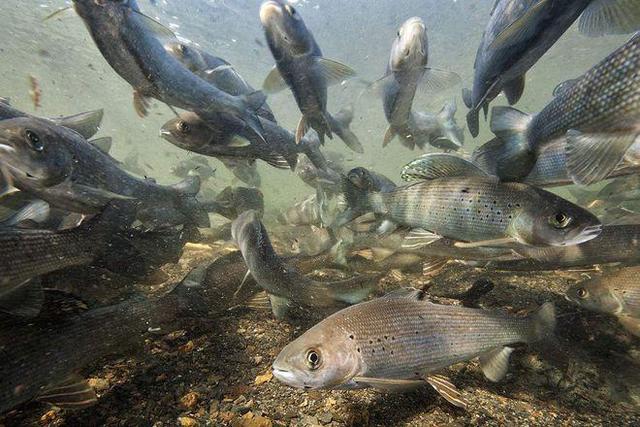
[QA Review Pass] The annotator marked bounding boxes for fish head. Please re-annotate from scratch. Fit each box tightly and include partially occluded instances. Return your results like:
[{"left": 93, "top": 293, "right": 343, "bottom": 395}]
[
  {"left": 566, "top": 279, "right": 622, "bottom": 316},
  {"left": 231, "top": 209, "right": 262, "bottom": 246},
  {"left": 73, "top": 0, "right": 136, "bottom": 20},
  {"left": 510, "top": 189, "right": 602, "bottom": 247},
  {"left": 347, "top": 167, "right": 373, "bottom": 190},
  {"left": 390, "top": 17, "right": 428, "bottom": 72},
  {"left": 0, "top": 117, "right": 74, "bottom": 187},
  {"left": 272, "top": 323, "right": 361, "bottom": 389},
  {"left": 164, "top": 41, "right": 206, "bottom": 73},
  {"left": 160, "top": 113, "right": 216, "bottom": 151},
  {"left": 260, "top": 0, "right": 313, "bottom": 57}
]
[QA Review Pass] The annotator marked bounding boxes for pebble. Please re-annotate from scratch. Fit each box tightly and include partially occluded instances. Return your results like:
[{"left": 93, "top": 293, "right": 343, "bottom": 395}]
[
  {"left": 180, "top": 391, "right": 199, "bottom": 409},
  {"left": 234, "top": 395, "right": 247, "bottom": 405},
  {"left": 318, "top": 411, "right": 333, "bottom": 425},
  {"left": 88, "top": 378, "right": 110, "bottom": 391},
  {"left": 177, "top": 416, "right": 198, "bottom": 427}
]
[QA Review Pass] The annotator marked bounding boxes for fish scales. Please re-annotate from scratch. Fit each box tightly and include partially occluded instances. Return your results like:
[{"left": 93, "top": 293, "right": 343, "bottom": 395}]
[{"left": 322, "top": 299, "right": 531, "bottom": 378}]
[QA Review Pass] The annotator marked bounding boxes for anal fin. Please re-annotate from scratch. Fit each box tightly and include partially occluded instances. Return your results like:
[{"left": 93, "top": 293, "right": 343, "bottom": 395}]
[
  {"left": 269, "top": 294, "right": 292, "bottom": 320},
  {"left": 424, "top": 374, "right": 468, "bottom": 410},
  {"left": 478, "top": 346, "right": 514, "bottom": 382},
  {"left": 352, "top": 376, "right": 424, "bottom": 391},
  {"left": 37, "top": 376, "right": 98, "bottom": 410},
  {"left": 402, "top": 229, "right": 442, "bottom": 249},
  {"left": 502, "top": 74, "right": 526, "bottom": 105}
]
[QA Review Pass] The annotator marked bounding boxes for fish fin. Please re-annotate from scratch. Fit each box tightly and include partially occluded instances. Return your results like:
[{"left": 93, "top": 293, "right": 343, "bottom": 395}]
[
  {"left": 424, "top": 374, "right": 469, "bottom": 410},
  {"left": 478, "top": 346, "right": 514, "bottom": 382},
  {"left": 377, "top": 219, "right": 398, "bottom": 235},
  {"left": 1, "top": 200, "right": 50, "bottom": 227},
  {"left": 204, "top": 64, "right": 234, "bottom": 75},
  {"left": 43, "top": 6, "right": 75, "bottom": 21},
  {"left": 0, "top": 279, "right": 44, "bottom": 318},
  {"left": 422, "top": 258, "right": 448, "bottom": 277},
  {"left": 317, "top": 58, "right": 357, "bottom": 86},
  {"left": 328, "top": 113, "right": 363, "bottom": 153},
  {"left": 58, "top": 109, "right": 104, "bottom": 139},
  {"left": 352, "top": 376, "right": 425, "bottom": 391},
  {"left": 37, "top": 376, "right": 98, "bottom": 410},
  {"left": 45, "top": 181, "right": 135, "bottom": 213},
  {"left": 488, "top": 0, "right": 551, "bottom": 50},
  {"left": 269, "top": 294, "right": 291, "bottom": 320},
  {"left": 383, "top": 126, "right": 397, "bottom": 147},
  {"left": 402, "top": 229, "right": 442, "bottom": 249},
  {"left": 382, "top": 287, "right": 426, "bottom": 301},
  {"left": 244, "top": 91, "right": 268, "bottom": 112},
  {"left": 458, "top": 279, "right": 495, "bottom": 307},
  {"left": 262, "top": 66, "right": 288, "bottom": 94},
  {"left": 461, "top": 88, "right": 472, "bottom": 109},
  {"left": 565, "top": 130, "right": 638, "bottom": 185},
  {"left": 466, "top": 106, "right": 480, "bottom": 138},
  {"left": 131, "top": 9, "right": 177, "bottom": 40},
  {"left": 401, "top": 153, "right": 489, "bottom": 182},
  {"left": 502, "top": 75, "right": 526, "bottom": 105},
  {"left": 263, "top": 152, "right": 291, "bottom": 170},
  {"left": 295, "top": 115, "right": 310, "bottom": 145},
  {"left": 552, "top": 78, "right": 579, "bottom": 97},
  {"left": 244, "top": 291, "right": 272, "bottom": 311},
  {"left": 228, "top": 135, "right": 253, "bottom": 147},
  {"left": 417, "top": 67, "right": 462, "bottom": 95},
  {"left": 617, "top": 315, "right": 640, "bottom": 337},
  {"left": 453, "top": 237, "right": 516, "bottom": 248},
  {"left": 171, "top": 175, "right": 201, "bottom": 195},
  {"left": 89, "top": 137, "right": 113, "bottom": 154},
  {"left": 529, "top": 302, "right": 556, "bottom": 342},
  {"left": 235, "top": 269, "right": 252, "bottom": 298},
  {"left": 133, "top": 90, "right": 151, "bottom": 118},
  {"left": 579, "top": 0, "right": 640, "bottom": 37}
]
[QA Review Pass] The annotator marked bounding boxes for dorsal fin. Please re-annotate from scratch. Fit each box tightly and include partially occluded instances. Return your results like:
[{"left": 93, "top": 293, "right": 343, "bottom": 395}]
[
  {"left": 401, "top": 154, "right": 490, "bottom": 182},
  {"left": 381, "top": 287, "right": 425, "bottom": 301}
]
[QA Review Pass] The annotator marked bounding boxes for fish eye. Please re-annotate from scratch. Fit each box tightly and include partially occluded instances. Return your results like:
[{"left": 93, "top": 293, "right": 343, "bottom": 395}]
[
  {"left": 285, "top": 4, "right": 295, "bottom": 15},
  {"left": 550, "top": 212, "right": 572, "bottom": 229},
  {"left": 576, "top": 288, "right": 588, "bottom": 299},
  {"left": 177, "top": 121, "right": 191, "bottom": 134},
  {"left": 25, "top": 130, "right": 44, "bottom": 152},
  {"left": 305, "top": 349, "right": 321, "bottom": 370}
]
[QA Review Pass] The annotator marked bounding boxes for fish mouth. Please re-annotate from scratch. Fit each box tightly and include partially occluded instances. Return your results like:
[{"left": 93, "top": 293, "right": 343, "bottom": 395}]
[
  {"left": 259, "top": 1, "right": 283, "bottom": 26},
  {"left": 561, "top": 224, "right": 603, "bottom": 246},
  {"left": 271, "top": 367, "right": 299, "bottom": 386}
]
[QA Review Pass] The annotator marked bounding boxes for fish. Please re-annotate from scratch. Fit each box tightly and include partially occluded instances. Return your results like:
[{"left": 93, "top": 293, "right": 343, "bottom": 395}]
[
  {"left": 27, "top": 75, "right": 41, "bottom": 110},
  {"left": 277, "top": 193, "right": 326, "bottom": 227},
  {"left": 71, "top": 0, "right": 266, "bottom": 141},
  {"left": 0, "top": 200, "right": 50, "bottom": 228},
  {"left": 490, "top": 224, "right": 640, "bottom": 271},
  {"left": 121, "top": 150, "right": 148, "bottom": 177},
  {"left": 0, "top": 201, "right": 136, "bottom": 318},
  {"left": 220, "top": 157, "right": 261, "bottom": 188},
  {"left": 170, "top": 156, "right": 217, "bottom": 182},
  {"left": 164, "top": 40, "right": 276, "bottom": 122},
  {"left": 272, "top": 288, "right": 555, "bottom": 410},
  {"left": 342, "top": 154, "right": 601, "bottom": 248},
  {"left": 463, "top": 0, "right": 640, "bottom": 138},
  {"left": 160, "top": 109, "right": 329, "bottom": 171},
  {"left": 0, "top": 117, "right": 209, "bottom": 228},
  {"left": 379, "top": 17, "right": 460, "bottom": 150},
  {"left": 407, "top": 104, "right": 465, "bottom": 152},
  {"left": 295, "top": 156, "right": 343, "bottom": 195},
  {"left": 567, "top": 266, "right": 640, "bottom": 336},
  {"left": 203, "top": 186, "right": 265, "bottom": 220},
  {"left": 0, "top": 97, "right": 103, "bottom": 140},
  {"left": 474, "top": 32, "right": 640, "bottom": 183},
  {"left": 259, "top": 0, "right": 362, "bottom": 151},
  {"left": 231, "top": 210, "right": 377, "bottom": 319}
]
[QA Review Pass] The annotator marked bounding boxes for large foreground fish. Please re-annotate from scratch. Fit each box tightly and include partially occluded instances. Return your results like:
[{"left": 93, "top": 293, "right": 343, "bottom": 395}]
[
  {"left": 273, "top": 288, "right": 555, "bottom": 409},
  {"left": 464, "top": 0, "right": 640, "bottom": 137},
  {"left": 259, "top": 0, "right": 362, "bottom": 151},
  {"left": 474, "top": 32, "right": 640, "bottom": 184},
  {"left": 342, "top": 154, "right": 601, "bottom": 248},
  {"left": 71, "top": 0, "right": 266, "bottom": 141}
]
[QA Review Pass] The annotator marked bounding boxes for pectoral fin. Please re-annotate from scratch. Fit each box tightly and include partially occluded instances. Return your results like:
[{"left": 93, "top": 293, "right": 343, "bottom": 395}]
[
  {"left": 424, "top": 374, "right": 468, "bottom": 410},
  {"left": 417, "top": 67, "right": 462, "bottom": 94},
  {"left": 502, "top": 75, "right": 525, "bottom": 105},
  {"left": 295, "top": 115, "right": 310, "bottom": 145},
  {"left": 352, "top": 376, "right": 424, "bottom": 391},
  {"left": 244, "top": 291, "right": 272, "bottom": 311},
  {"left": 383, "top": 126, "right": 397, "bottom": 147},
  {"left": 89, "top": 137, "right": 113, "bottom": 154},
  {"left": 133, "top": 90, "right": 151, "bottom": 118},
  {"left": 262, "top": 66, "right": 288, "bottom": 94},
  {"left": 37, "top": 376, "right": 98, "bottom": 409},
  {"left": 478, "top": 346, "right": 514, "bottom": 382},
  {"left": 317, "top": 58, "right": 357, "bottom": 86},
  {"left": 454, "top": 237, "right": 516, "bottom": 248}
]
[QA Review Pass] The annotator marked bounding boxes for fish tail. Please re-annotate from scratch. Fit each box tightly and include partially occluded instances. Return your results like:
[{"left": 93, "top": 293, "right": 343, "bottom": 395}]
[
  {"left": 314, "top": 274, "right": 379, "bottom": 305},
  {"left": 436, "top": 100, "right": 464, "bottom": 148},
  {"left": 328, "top": 107, "right": 364, "bottom": 153},
  {"left": 528, "top": 302, "right": 556, "bottom": 343},
  {"left": 240, "top": 91, "right": 268, "bottom": 143},
  {"left": 466, "top": 106, "right": 480, "bottom": 138}
]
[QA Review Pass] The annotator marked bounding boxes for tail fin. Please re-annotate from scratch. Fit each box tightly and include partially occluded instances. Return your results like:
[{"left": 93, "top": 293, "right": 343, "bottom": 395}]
[
  {"left": 466, "top": 107, "right": 480, "bottom": 138},
  {"left": 241, "top": 91, "right": 268, "bottom": 143},
  {"left": 328, "top": 107, "right": 363, "bottom": 153},
  {"left": 314, "top": 273, "right": 380, "bottom": 305},
  {"left": 436, "top": 101, "right": 464, "bottom": 148},
  {"left": 56, "top": 109, "right": 104, "bottom": 139},
  {"left": 529, "top": 302, "right": 556, "bottom": 343}
]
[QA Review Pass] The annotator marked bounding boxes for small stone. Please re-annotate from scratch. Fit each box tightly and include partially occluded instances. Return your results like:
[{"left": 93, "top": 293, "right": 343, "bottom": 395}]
[
  {"left": 88, "top": 377, "right": 109, "bottom": 391},
  {"left": 40, "top": 409, "right": 58, "bottom": 424},
  {"left": 238, "top": 411, "right": 273, "bottom": 427},
  {"left": 209, "top": 400, "right": 220, "bottom": 413},
  {"left": 179, "top": 340, "right": 195, "bottom": 353},
  {"left": 234, "top": 395, "right": 247, "bottom": 405},
  {"left": 318, "top": 411, "right": 333, "bottom": 425},
  {"left": 254, "top": 370, "right": 273, "bottom": 386},
  {"left": 180, "top": 391, "right": 199, "bottom": 409},
  {"left": 300, "top": 414, "right": 320, "bottom": 426},
  {"left": 254, "top": 355, "right": 263, "bottom": 365},
  {"left": 178, "top": 416, "right": 197, "bottom": 427},
  {"left": 155, "top": 373, "right": 168, "bottom": 382}
]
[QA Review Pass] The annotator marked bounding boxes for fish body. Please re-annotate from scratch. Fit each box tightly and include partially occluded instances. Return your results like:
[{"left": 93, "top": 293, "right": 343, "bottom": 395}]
[
  {"left": 296, "top": 156, "right": 343, "bottom": 194},
  {"left": 0, "top": 118, "right": 208, "bottom": 228},
  {"left": 220, "top": 157, "right": 261, "bottom": 187},
  {"left": 204, "top": 186, "right": 265, "bottom": 220},
  {"left": 407, "top": 105, "right": 464, "bottom": 151},
  {"left": 476, "top": 33, "right": 640, "bottom": 184},
  {"left": 170, "top": 156, "right": 217, "bottom": 182},
  {"left": 278, "top": 194, "right": 325, "bottom": 226},
  {"left": 273, "top": 289, "right": 555, "bottom": 396},
  {"left": 72, "top": 0, "right": 265, "bottom": 140},
  {"left": 231, "top": 210, "right": 375, "bottom": 318},
  {"left": 567, "top": 266, "right": 640, "bottom": 336},
  {"left": 259, "top": 1, "right": 359, "bottom": 150}
]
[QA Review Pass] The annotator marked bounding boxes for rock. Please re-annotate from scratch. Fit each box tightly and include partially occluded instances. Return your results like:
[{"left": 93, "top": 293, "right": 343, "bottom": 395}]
[
  {"left": 234, "top": 395, "right": 247, "bottom": 405},
  {"left": 254, "top": 355, "right": 263, "bottom": 365},
  {"left": 300, "top": 414, "right": 320, "bottom": 426},
  {"left": 254, "top": 370, "right": 273, "bottom": 386},
  {"left": 180, "top": 391, "right": 199, "bottom": 409},
  {"left": 40, "top": 409, "right": 58, "bottom": 424},
  {"left": 179, "top": 340, "right": 195, "bottom": 353},
  {"left": 318, "top": 411, "right": 333, "bottom": 425},
  {"left": 177, "top": 416, "right": 198, "bottom": 427},
  {"left": 87, "top": 377, "right": 110, "bottom": 391},
  {"left": 235, "top": 411, "right": 273, "bottom": 427}
]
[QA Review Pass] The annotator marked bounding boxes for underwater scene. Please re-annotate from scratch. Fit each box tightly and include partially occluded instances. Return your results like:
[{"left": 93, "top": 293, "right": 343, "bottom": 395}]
[{"left": 1, "top": 0, "right": 640, "bottom": 425}]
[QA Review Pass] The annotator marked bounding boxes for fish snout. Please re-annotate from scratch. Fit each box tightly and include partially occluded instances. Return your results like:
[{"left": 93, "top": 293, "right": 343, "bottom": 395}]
[{"left": 260, "top": 1, "right": 283, "bottom": 26}]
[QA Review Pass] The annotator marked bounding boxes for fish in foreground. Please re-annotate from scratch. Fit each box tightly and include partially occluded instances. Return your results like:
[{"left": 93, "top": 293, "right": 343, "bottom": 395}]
[
  {"left": 0, "top": 117, "right": 209, "bottom": 228},
  {"left": 463, "top": 0, "right": 640, "bottom": 137},
  {"left": 342, "top": 154, "right": 601, "bottom": 248},
  {"left": 567, "top": 266, "right": 640, "bottom": 337},
  {"left": 231, "top": 210, "right": 377, "bottom": 319},
  {"left": 0, "top": 202, "right": 136, "bottom": 317},
  {"left": 379, "top": 17, "right": 461, "bottom": 150},
  {"left": 71, "top": 0, "right": 266, "bottom": 141},
  {"left": 259, "top": 0, "right": 362, "bottom": 151},
  {"left": 0, "top": 97, "right": 103, "bottom": 140},
  {"left": 474, "top": 32, "right": 640, "bottom": 184},
  {"left": 273, "top": 288, "right": 555, "bottom": 409}
]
